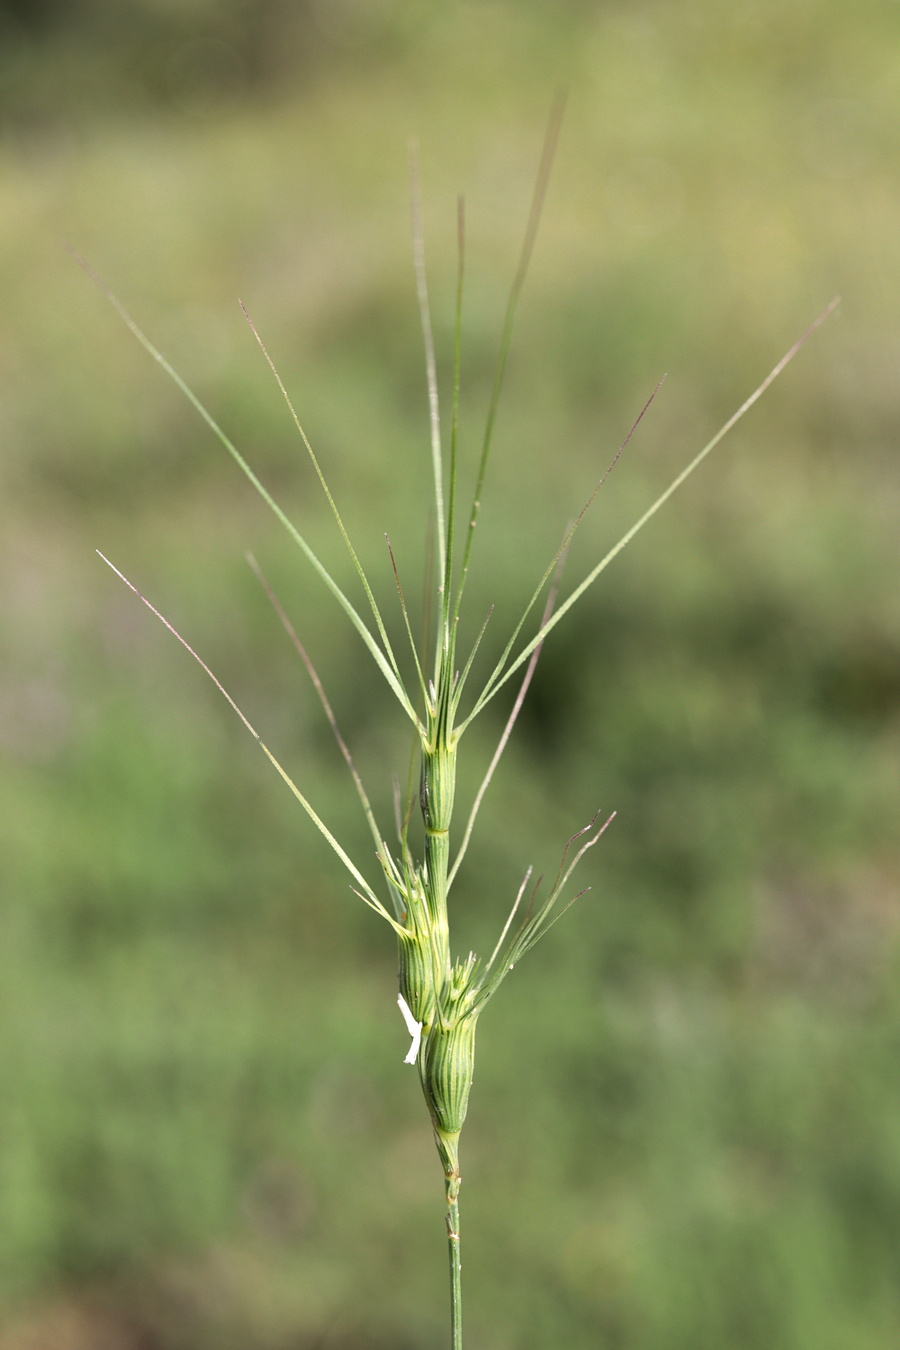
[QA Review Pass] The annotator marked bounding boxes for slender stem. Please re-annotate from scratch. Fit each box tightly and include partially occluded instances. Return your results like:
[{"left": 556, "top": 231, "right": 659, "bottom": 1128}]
[
  {"left": 433, "top": 1129, "right": 463, "bottom": 1348},
  {"left": 447, "top": 1188, "right": 462, "bottom": 1350}
]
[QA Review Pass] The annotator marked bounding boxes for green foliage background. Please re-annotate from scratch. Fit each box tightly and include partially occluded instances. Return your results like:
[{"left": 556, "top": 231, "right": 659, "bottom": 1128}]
[{"left": 2, "top": 2, "right": 899, "bottom": 1346}]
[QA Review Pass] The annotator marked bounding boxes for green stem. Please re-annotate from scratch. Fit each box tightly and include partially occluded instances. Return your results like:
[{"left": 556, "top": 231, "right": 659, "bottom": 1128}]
[
  {"left": 432, "top": 1129, "right": 463, "bottom": 1349},
  {"left": 447, "top": 1177, "right": 462, "bottom": 1350}
]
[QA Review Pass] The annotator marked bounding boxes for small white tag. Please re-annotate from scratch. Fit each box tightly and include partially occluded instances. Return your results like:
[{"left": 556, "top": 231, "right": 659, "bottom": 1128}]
[{"left": 397, "top": 993, "right": 423, "bottom": 1065}]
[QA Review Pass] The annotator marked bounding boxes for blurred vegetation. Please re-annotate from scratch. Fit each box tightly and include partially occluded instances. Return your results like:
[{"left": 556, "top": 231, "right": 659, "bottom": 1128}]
[{"left": 1, "top": 1, "right": 899, "bottom": 1347}]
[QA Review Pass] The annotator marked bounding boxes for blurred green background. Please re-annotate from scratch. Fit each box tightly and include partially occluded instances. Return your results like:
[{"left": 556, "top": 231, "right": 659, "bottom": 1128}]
[{"left": 2, "top": 2, "right": 899, "bottom": 1347}]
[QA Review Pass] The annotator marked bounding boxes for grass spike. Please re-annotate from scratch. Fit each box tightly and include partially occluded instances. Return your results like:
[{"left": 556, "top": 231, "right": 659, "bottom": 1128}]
[
  {"left": 71, "top": 248, "right": 421, "bottom": 731},
  {"left": 448, "top": 544, "right": 566, "bottom": 887},
  {"left": 239, "top": 300, "right": 408, "bottom": 693},
  {"left": 464, "top": 296, "right": 840, "bottom": 728},
  {"left": 441, "top": 194, "right": 466, "bottom": 652},
  {"left": 409, "top": 141, "right": 446, "bottom": 596},
  {"left": 385, "top": 534, "right": 430, "bottom": 706},
  {"left": 245, "top": 552, "right": 386, "bottom": 858},
  {"left": 96, "top": 551, "right": 403, "bottom": 931},
  {"left": 459, "top": 374, "right": 664, "bottom": 734},
  {"left": 476, "top": 811, "right": 616, "bottom": 1008},
  {"left": 450, "top": 603, "right": 494, "bottom": 718},
  {"left": 88, "top": 114, "right": 840, "bottom": 1349},
  {"left": 450, "top": 93, "right": 566, "bottom": 629},
  {"left": 482, "top": 866, "right": 533, "bottom": 979}
]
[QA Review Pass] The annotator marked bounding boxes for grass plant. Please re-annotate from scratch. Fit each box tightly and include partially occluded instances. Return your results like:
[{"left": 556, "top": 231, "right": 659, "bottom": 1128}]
[{"left": 87, "top": 110, "right": 837, "bottom": 1348}]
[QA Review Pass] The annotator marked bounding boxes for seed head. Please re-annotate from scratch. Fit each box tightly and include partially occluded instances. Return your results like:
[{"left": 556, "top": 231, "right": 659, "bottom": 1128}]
[{"left": 420, "top": 953, "right": 479, "bottom": 1139}]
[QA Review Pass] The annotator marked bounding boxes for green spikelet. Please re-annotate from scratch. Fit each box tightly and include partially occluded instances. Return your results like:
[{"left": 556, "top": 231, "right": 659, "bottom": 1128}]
[
  {"left": 397, "top": 879, "right": 439, "bottom": 1033},
  {"left": 420, "top": 997, "right": 478, "bottom": 1201},
  {"left": 420, "top": 738, "right": 457, "bottom": 837},
  {"left": 422, "top": 1009, "right": 477, "bottom": 1139}
]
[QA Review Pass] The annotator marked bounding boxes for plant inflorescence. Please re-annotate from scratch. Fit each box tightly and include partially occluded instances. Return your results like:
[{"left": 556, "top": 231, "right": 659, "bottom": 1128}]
[{"left": 86, "top": 107, "right": 837, "bottom": 1348}]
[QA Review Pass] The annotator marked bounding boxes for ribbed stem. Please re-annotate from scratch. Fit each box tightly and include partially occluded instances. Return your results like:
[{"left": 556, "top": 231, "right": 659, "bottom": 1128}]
[
  {"left": 442, "top": 1144, "right": 462, "bottom": 1350},
  {"left": 432, "top": 1128, "right": 462, "bottom": 1349},
  {"left": 423, "top": 827, "right": 451, "bottom": 949},
  {"left": 448, "top": 1190, "right": 461, "bottom": 1350}
]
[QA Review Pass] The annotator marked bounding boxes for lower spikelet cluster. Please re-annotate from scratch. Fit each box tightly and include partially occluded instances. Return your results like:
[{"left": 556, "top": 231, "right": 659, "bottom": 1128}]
[{"left": 386, "top": 725, "right": 611, "bottom": 1202}]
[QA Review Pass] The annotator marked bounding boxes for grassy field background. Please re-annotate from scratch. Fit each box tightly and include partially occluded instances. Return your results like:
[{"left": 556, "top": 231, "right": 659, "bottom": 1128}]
[{"left": 2, "top": 2, "right": 899, "bottom": 1347}]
